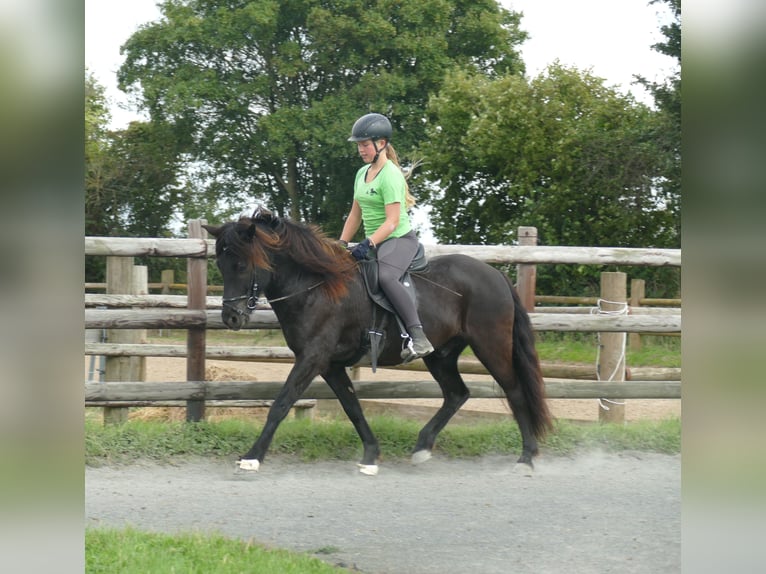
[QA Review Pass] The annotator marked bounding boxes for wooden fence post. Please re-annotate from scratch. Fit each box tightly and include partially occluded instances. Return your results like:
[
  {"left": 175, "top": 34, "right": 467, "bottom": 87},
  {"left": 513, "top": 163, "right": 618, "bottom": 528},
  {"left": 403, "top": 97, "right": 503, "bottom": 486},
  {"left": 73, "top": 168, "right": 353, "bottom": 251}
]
[
  {"left": 186, "top": 220, "right": 207, "bottom": 422},
  {"left": 516, "top": 227, "right": 537, "bottom": 312},
  {"left": 598, "top": 272, "right": 627, "bottom": 424},
  {"left": 133, "top": 266, "right": 148, "bottom": 379},
  {"left": 103, "top": 257, "right": 146, "bottom": 425},
  {"left": 629, "top": 278, "right": 645, "bottom": 351},
  {"left": 161, "top": 269, "right": 175, "bottom": 294}
]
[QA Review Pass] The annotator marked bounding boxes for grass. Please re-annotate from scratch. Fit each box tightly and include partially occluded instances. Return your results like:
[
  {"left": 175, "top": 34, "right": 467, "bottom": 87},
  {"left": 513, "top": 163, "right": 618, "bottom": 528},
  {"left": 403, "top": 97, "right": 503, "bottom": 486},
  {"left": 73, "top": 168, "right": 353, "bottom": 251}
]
[
  {"left": 534, "top": 332, "right": 681, "bottom": 368},
  {"left": 86, "top": 527, "right": 348, "bottom": 573},
  {"left": 85, "top": 414, "right": 681, "bottom": 467}
]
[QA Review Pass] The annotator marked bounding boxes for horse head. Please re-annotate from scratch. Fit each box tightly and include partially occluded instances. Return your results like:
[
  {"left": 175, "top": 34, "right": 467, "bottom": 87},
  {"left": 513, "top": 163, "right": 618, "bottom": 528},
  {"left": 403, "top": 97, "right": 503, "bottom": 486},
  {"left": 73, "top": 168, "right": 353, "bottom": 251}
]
[{"left": 203, "top": 215, "right": 276, "bottom": 330}]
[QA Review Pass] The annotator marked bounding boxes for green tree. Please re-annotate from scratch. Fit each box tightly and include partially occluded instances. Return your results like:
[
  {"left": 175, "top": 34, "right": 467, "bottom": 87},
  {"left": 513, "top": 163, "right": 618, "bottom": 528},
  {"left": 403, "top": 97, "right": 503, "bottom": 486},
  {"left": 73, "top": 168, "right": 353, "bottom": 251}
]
[
  {"left": 85, "top": 73, "right": 191, "bottom": 281},
  {"left": 421, "top": 63, "right": 677, "bottom": 295},
  {"left": 85, "top": 71, "right": 112, "bottom": 235},
  {"left": 117, "top": 0, "right": 527, "bottom": 235},
  {"left": 635, "top": 0, "right": 681, "bottom": 244}
]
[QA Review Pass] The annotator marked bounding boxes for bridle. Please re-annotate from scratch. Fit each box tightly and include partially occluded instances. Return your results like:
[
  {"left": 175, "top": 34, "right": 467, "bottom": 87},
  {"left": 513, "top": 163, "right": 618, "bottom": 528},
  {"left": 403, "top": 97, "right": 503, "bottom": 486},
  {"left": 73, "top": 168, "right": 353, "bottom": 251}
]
[
  {"left": 221, "top": 268, "right": 326, "bottom": 318},
  {"left": 221, "top": 270, "right": 260, "bottom": 319}
]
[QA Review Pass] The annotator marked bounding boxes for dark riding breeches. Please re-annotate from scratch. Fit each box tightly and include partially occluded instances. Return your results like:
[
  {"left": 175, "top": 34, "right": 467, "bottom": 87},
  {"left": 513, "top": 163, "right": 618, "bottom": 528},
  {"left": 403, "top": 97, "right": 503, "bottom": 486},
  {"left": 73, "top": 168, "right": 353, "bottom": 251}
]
[{"left": 376, "top": 230, "right": 421, "bottom": 328}]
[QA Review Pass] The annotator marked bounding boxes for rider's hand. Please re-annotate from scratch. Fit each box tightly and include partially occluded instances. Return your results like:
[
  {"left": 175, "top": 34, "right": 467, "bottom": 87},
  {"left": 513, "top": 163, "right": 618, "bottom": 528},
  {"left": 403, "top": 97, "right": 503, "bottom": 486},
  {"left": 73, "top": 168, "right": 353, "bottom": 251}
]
[{"left": 350, "top": 238, "right": 373, "bottom": 261}]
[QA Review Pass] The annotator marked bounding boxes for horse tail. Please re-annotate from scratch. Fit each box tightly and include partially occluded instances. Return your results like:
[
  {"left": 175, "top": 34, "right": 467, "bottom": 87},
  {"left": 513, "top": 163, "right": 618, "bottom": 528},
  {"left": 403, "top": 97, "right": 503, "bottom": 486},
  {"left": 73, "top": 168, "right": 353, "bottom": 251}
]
[{"left": 506, "top": 276, "right": 554, "bottom": 439}]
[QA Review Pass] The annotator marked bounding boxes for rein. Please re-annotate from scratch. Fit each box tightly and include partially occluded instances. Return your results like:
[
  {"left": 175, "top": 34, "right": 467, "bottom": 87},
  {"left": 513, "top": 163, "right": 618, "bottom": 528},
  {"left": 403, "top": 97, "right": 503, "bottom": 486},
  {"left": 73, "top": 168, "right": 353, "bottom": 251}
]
[
  {"left": 374, "top": 257, "right": 464, "bottom": 298},
  {"left": 222, "top": 270, "right": 326, "bottom": 317},
  {"left": 266, "top": 280, "right": 325, "bottom": 303}
]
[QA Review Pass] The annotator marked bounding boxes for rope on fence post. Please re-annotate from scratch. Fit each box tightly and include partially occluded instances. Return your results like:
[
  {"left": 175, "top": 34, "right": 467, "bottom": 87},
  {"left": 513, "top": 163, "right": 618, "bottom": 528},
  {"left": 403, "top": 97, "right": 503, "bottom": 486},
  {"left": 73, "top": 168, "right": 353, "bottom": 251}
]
[
  {"left": 595, "top": 272, "right": 628, "bottom": 423},
  {"left": 593, "top": 298, "right": 629, "bottom": 412}
]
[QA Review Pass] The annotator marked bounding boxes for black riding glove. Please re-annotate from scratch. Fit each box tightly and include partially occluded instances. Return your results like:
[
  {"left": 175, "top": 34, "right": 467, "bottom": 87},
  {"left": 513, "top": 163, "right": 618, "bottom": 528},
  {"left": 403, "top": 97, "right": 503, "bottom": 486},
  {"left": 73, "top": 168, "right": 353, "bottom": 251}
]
[{"left": 350, "top": 238, "right": 373, "bottom": 261}]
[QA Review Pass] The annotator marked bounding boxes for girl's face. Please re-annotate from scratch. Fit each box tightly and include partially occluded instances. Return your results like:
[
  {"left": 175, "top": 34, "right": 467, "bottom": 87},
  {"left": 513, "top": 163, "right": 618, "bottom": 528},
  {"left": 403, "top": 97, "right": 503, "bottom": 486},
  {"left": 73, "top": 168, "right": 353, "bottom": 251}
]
[{"left": 356, "top": 139, "right": 383, "bottom": 163}]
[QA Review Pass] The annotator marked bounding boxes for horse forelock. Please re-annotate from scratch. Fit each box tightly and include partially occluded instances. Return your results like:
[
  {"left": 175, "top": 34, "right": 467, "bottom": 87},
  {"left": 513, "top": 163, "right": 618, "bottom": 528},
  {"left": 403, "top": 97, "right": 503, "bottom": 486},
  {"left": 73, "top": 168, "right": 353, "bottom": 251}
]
[{"left": 216, "top": 218, "right": 274, "bottom": 270}]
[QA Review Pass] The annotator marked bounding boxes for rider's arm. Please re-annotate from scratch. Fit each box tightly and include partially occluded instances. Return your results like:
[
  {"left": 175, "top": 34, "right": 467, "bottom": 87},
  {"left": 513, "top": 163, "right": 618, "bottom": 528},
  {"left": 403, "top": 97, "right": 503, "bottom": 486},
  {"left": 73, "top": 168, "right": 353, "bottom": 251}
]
[
  {"left": 367, "top": 202, "right": 401, "bottom": 248},
  {"left": 340, "top": 200, "right": 362, "bottom": 244}
]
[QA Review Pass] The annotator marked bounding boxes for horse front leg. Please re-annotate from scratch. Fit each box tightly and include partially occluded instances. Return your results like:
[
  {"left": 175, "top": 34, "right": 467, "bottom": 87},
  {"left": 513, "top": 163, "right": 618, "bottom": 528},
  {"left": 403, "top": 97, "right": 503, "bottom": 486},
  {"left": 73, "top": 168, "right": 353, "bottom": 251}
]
[
  {"left": 322, "top": 364, "right": 381, "bottom": 475},
  {"left": 238, "top": 359, "right": 318, "bottom": 471}
]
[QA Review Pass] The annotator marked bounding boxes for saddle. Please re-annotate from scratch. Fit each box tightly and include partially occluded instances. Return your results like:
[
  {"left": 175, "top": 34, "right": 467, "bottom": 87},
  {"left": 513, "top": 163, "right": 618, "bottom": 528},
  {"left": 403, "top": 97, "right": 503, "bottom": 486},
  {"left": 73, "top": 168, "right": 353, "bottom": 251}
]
[{"left": 357, "top": 243, "right": 428, "bottom": 371}]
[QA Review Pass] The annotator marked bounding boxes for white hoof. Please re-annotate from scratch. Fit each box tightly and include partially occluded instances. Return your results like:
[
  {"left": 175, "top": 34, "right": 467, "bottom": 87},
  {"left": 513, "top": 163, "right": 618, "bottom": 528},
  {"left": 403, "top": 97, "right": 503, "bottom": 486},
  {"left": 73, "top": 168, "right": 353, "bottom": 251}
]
[
  {"left": 237, "top": 459, "right": 260, "bottom": 471},
  {"left": 357, "top": 463, "right": 379, "bottom": 476},
  {"left": 513, "top": 462, "right": 534, "bottom": 477},
  {"left": 411, "top": 450, "right": 432, "bottom": 465}
]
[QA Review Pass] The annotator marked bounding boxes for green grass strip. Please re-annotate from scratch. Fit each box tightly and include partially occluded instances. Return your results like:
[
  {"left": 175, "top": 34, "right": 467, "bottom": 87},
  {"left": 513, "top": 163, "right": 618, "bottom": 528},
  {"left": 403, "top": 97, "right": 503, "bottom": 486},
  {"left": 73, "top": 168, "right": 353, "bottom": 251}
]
[
  {"left": 85, "top": 415, "right": 680, "bottom": 466},
  {"left": 86, "top": 527, "right": 347, "bottom": 573}
]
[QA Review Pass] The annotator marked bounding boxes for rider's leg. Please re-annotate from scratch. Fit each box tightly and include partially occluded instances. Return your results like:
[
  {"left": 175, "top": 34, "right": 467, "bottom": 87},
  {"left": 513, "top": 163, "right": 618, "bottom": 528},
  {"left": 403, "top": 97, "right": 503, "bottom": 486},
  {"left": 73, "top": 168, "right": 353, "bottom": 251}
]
[{"left": 376, "top": 232, "right": 434, "bottom": 360}]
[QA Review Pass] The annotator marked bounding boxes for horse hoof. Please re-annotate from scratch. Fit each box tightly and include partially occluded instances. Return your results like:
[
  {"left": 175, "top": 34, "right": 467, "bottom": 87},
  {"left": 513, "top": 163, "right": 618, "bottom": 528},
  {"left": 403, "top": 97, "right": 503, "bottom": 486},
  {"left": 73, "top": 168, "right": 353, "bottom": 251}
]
[
  {"left": 237, "top": 459, "right": 260, "bottom": 471},
  {"left": 357, "top": 463, "right": 379, "bottom": 476},
  {"left": 411, "top": 450, "right": 432, "bottom": 464},
  {"left": 513, "top": 462, "right": 534, "bottom": 476}
]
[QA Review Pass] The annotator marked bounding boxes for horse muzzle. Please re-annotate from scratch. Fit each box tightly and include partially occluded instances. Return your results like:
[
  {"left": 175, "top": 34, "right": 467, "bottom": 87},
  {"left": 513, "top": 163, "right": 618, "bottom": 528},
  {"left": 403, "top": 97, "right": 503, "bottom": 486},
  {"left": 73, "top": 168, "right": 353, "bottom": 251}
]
[{"left": 222, "top": 302, "right": 250, "bottom": 331}]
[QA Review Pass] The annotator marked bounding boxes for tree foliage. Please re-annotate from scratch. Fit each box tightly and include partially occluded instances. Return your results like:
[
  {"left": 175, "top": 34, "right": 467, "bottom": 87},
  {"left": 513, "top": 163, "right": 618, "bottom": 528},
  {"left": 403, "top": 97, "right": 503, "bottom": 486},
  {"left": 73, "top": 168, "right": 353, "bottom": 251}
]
[
  {"left": 420, "top": 63, "right": 679, "bottom": 295},
  {"left": 85, "top": 73, "right": 190, "bottom": 281},
  {"left": 635, "top": 0, "right": 681, "bottom": 243},
  {"left": 117, "top": 0, "right": 527, "bottom": 236}
]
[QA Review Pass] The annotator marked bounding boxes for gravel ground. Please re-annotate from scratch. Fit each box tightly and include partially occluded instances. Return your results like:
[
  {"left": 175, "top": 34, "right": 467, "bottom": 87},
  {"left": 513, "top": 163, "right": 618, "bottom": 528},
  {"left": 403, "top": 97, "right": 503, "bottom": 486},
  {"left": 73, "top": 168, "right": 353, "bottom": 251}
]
[{"left": 86, "top": 450, "right": 680, "bottom": 574}]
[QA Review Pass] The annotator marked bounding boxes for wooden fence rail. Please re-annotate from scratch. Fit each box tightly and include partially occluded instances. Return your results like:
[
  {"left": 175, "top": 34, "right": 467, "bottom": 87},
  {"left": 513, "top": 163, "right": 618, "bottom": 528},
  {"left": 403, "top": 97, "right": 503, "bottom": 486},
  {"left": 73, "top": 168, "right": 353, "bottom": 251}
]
[
  {"left": 84, "top": 308, "right": 681, "bottom": 333},
  {"left": 84, "top": 343, "right": 681, "bottom": 381},
  {"left": 86, "top": 379, "right": 681, "bottom": 402},
  {"left": 84, "top": 292, "right": 681, "bottom": 311},
  {"left": 85, "top": 237, "right": 681, "bottom": 267}
]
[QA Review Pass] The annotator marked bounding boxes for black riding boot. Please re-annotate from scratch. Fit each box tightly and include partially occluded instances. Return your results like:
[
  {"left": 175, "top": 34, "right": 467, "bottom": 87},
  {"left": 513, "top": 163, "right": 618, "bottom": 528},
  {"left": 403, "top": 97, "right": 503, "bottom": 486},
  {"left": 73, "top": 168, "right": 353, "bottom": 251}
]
[{"left": 401, "top": 325, "right": 434, "bottom": 362}]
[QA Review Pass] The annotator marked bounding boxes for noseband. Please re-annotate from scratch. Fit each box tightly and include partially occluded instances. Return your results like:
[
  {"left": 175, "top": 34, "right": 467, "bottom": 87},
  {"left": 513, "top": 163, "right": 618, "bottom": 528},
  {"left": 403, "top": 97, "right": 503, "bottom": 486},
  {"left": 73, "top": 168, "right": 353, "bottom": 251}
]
[{"left": 221, "top": 271, "right": 259, "bottom": 318}]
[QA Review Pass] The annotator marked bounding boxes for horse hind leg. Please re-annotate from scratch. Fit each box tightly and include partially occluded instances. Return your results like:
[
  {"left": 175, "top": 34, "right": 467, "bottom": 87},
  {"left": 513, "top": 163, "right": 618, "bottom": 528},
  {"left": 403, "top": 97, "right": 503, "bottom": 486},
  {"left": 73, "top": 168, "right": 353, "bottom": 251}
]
[
  {"left": 413, "top": 342, "right": 470, "bottom": 464},
  {"left": 471, "top": 341, "right": 541, "bottom": 470},
  {"left": 506, "top": 381, "right": 540, "bottom": 468}
]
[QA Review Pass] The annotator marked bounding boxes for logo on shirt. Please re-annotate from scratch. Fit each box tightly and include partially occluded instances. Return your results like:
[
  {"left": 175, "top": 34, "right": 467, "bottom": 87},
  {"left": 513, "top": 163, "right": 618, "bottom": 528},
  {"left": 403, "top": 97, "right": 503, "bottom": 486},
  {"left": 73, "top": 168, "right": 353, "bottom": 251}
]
[{"left": 366, "top": 188, "right": 378, "bottom": 196}]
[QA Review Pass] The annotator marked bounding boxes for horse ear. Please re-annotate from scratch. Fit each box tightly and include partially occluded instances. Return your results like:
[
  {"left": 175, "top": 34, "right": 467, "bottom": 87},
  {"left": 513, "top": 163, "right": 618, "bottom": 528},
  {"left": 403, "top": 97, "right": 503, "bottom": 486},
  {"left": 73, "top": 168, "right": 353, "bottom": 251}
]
[
  {"left": 253, "top": 206, "right": 279, "bottom": 227},
  {"left": 201, "top": 224, "right": 220, "bottom": 238},
  {"left": 246, "top": 222, "right": 257, "bottom": 240},
  {"left": 252, "top": 206, "right": 269, "bottom": 220}
]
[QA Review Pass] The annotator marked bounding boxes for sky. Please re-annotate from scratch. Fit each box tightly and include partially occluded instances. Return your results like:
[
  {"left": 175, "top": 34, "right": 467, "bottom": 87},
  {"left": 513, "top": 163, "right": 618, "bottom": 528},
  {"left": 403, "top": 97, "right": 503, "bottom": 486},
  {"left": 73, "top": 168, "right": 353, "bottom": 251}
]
[{"left": 85, "top": 0, "right": 676, "bottom": 129}]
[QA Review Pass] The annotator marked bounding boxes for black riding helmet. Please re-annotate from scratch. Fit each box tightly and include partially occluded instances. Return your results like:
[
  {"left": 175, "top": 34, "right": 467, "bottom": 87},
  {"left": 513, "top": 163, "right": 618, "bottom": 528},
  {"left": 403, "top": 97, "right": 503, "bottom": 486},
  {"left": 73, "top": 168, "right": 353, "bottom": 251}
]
[{"left": 348, "top": 113, "right": 392, "bottom": 142}]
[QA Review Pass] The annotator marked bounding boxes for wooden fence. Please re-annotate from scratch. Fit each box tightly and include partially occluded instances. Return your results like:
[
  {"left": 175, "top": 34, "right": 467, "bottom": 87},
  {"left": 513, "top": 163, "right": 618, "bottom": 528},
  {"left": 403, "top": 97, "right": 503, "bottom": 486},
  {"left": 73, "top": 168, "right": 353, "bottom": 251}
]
[{"left": 84, "top": 224, "right": 681, "bottom": 423}]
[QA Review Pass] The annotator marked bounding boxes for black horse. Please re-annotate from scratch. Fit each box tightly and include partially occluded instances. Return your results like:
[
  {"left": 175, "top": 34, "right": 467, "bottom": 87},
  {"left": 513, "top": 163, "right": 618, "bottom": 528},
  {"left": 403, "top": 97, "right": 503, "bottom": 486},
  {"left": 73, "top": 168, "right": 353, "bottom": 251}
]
[{"left": 203, "top": 209, "right": 552, "bottom": 475}]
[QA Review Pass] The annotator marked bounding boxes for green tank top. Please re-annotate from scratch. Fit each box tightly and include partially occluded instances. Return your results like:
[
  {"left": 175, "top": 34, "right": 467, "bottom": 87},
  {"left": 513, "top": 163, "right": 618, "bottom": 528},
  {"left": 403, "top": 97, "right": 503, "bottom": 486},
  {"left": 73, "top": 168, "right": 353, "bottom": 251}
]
[{"left": 353, "top": 160, "right": 411, "bottom": 238}]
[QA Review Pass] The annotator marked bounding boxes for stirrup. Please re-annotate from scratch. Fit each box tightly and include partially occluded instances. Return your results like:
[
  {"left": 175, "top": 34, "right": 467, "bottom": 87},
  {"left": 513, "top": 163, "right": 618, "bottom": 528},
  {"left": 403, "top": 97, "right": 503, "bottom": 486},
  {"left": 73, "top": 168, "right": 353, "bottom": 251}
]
[
  {"left": 400, "top": 337, "right": 417, "bottom": 363},
  {"left": 400, "top": 337, "right": 432, "bottom": 363}
]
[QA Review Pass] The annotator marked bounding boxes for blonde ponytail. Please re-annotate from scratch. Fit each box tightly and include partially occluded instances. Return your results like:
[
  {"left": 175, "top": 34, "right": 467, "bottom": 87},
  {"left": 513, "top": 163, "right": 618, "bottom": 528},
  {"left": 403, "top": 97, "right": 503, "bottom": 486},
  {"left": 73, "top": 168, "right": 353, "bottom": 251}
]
[{"left": 386, "top": 144, "right": 420, "bottom": 209}]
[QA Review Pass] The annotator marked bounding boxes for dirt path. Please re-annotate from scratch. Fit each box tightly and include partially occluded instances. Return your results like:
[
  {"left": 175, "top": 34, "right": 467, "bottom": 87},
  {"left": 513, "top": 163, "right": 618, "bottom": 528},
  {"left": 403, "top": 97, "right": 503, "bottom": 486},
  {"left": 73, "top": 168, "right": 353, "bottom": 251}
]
[{"left": 86, "top": 452, "right": 680, "bottom": 573}]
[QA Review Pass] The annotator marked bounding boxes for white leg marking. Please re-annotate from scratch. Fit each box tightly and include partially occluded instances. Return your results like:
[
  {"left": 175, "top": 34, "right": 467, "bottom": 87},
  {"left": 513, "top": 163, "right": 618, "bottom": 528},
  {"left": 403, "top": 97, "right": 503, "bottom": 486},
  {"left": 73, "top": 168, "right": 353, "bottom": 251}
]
[
  {"left": 411, "top": 450, "right": 432, "bottom": 464},
  {"left": 513, "top": 462, "right": 534, "bottom": 477},
  {"left": 237, "top": 459, "right": 260, "bottom": 471},
  {"left": 357, "top": 463, "right": 379, "bottom": 476}
]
